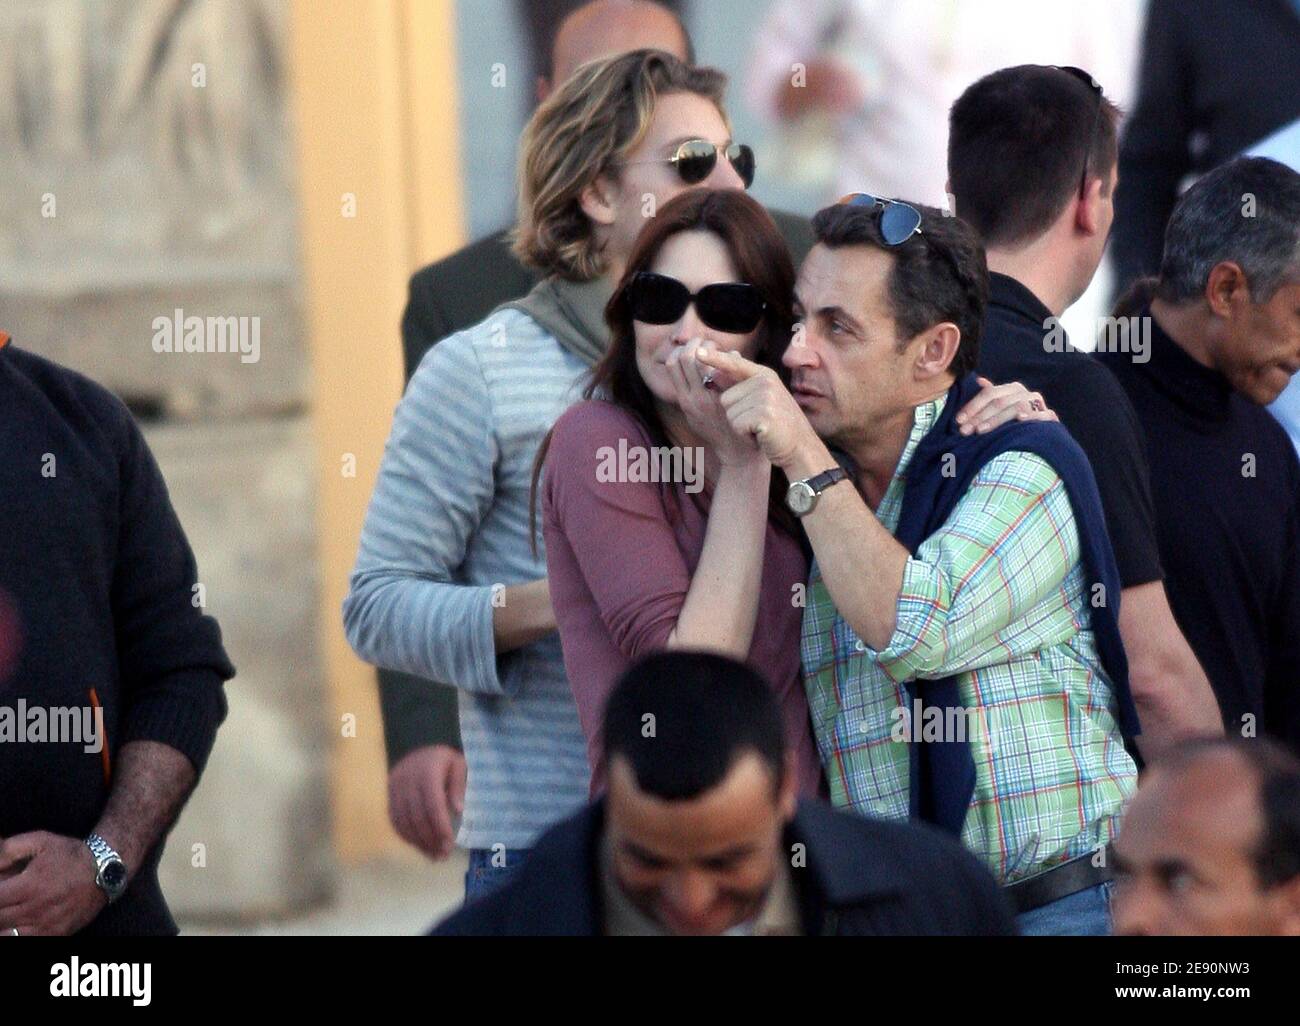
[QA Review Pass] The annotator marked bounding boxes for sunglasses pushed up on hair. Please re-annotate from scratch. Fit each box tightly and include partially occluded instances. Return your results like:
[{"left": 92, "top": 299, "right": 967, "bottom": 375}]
[
  {"left": 838, "top": 192, "right": 967, "bottom": 282},
  {"left": 621, "top": 139, "right": 756, "bottom": 189},
  {"left": 838, "top": 192, "right": 926, "bottom": 244},
  {"left": 1055, "top": 66, "right": 1105, "bottom": 198},
  {"left": 626, "top": 272, "right": 767, "bottom": 334}
]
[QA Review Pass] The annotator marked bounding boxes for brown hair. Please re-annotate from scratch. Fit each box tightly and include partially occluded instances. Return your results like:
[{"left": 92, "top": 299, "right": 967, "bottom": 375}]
[
  {"left": 512, "top": 49, "right": 728, "bottom": 281},
  {"left": 530, "top": 188, "right": 802, "bottom": 547}
]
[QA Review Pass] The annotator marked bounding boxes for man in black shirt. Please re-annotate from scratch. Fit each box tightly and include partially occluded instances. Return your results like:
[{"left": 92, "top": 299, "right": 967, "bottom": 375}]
[
  {"left": 947, "top": 66, "right": 1223, "bottom": 760},
  {"left": 1100, "top": 158, "right": 1300, "bottom": 751},
  {"left": 0, "top": 336, "right": 233, "bottom": 935}
]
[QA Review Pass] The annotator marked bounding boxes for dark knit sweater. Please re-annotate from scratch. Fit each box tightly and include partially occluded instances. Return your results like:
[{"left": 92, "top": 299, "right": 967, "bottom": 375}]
[
  {"left": 0, "top": 341, "right": 233, "bottom": 935},
  {"left": 1098, "top": 313, "right": 1300, "bottom": 749}
]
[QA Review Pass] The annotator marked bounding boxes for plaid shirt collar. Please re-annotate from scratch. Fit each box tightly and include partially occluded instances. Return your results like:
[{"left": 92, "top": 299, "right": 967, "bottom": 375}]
[{"left": 844, "top": 392, "right": 948, "bottom": 509}]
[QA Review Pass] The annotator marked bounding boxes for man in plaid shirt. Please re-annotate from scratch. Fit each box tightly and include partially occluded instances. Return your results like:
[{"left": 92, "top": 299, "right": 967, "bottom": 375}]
[{"left": 697, "top": 197, "right": 1139, "bottom": 935}]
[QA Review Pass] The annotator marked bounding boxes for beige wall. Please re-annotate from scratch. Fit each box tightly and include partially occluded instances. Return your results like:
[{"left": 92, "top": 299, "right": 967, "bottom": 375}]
[{"left": 286, "top": 0, "right": 466, "bottom": 862}]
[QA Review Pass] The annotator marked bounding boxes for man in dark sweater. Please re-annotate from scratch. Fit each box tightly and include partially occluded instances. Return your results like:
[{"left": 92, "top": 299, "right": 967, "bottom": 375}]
[
  {"left": 1099, "top": 158, "right": 1300, "bottom": 751},
  {"left": 381, "top": 1, "right": 815, "bottom": 862},
  {"left": 947, "top": 65, "right": 1223, "bottom": 760},
  {"left": 0, "top": 336, "right": 233, "bottom": 936},
  {"left": 434, "top": 652, "right": 1014, "bottom": 936}
]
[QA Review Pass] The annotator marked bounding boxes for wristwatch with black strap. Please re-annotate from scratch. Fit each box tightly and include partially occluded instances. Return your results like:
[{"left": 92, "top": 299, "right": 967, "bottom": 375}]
[{"left": 785, "top": 466, "right": 850, "bottom": 517}]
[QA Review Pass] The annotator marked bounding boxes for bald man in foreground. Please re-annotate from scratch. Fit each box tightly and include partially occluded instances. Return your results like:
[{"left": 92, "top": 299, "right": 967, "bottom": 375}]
[
  {"left": 379, "top": 0, "right": 816, "bottom": 863},
  {"left": 1112, "top": 738, "right": 1300, "bottom": 935}
]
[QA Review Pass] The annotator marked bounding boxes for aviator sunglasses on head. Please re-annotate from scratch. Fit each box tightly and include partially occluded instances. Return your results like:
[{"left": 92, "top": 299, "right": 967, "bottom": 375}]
[
  {"left": 626, "top": 272, "right": 767, "bottom": 334},
  {"left": 838, "top": 192, "right": 966, "bottom": 281},
  {"left": 838, "top": 192, "right": 926, "bottom": 244}
]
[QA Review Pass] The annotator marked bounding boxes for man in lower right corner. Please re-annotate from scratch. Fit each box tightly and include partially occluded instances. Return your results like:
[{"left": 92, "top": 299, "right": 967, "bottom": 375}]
[
  {"left": 1099, "top": 157, "right": 1300, "bottom": 752},
  {"left": 431, "top": 651, "right": 1015, "bottom": 937},
  {"left": 1112, "top": 737, "right": 1300, "bottom": 936}
]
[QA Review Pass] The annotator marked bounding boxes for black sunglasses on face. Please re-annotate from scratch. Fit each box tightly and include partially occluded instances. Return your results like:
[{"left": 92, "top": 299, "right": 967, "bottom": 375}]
[
  {"left": 620, "top": 139, "right": 756, "bottom": 189},
  {"left": 1056, "top": 65, "right": 1104, "bottom": 199},
  {"left": 626, "top": 272, "right": 767, "bottom": 334}
]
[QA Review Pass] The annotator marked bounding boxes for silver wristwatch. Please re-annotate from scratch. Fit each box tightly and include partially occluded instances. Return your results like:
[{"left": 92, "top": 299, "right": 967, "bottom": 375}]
[
  {"left": 785, "top": 467, "right": 850, "bottom": 517},
  {"left": 86, "top": 834, "right": 128, "bottom": 904}
]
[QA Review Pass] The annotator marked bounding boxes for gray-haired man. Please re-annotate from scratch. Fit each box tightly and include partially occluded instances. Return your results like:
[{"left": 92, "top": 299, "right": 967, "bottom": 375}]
[{"left": 1101, "top": 157, "right": 1300, "bottom": 752}]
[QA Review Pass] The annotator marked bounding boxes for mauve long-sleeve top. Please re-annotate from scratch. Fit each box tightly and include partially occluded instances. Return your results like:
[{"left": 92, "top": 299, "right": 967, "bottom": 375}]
[{"left": 542, "top": 399, "right": 823, "bottom": 797}]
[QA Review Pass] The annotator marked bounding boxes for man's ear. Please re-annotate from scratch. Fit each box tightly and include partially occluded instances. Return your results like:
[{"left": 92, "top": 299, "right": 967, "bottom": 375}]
[
  {"left": 914, "top": 322, "right": 962, "bottom": 380},
  {"left": 579, "top": 174, "right": 620, "bottom": 228},
  {"left": 1205, "top": 261, "right": 1252, "bottom": 319},
  {"left": 1075, "top": 175, "right": 1106, "bottom": 236}
]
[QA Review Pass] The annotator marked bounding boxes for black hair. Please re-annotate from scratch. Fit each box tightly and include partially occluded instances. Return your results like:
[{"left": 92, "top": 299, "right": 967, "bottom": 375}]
[
  {"left": 948, "top": 64, "right": 1120, "bottom": 248},
  {"left": 810, "top": 201, "right": 988, "bottom": 378},
  {"left": 602, "top": 651, "right": 786, "bottom": 801}
]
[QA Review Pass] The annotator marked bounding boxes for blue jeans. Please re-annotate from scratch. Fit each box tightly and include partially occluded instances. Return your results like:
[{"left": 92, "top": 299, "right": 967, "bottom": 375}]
[
  {"left": 1016, "top": 881, "right": 1114, "bottom": 936},
  {"left": 463, "top": 847, "right": 529, "bottom": 904}
]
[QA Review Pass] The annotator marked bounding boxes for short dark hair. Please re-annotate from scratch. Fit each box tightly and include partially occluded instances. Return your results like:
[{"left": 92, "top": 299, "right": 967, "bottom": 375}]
[
  {"left": 810, "top": 201, "right": 988, "bottom": 378},
  {"left": 1156, "top": 157, "right": 1300, "bottom": 305},
  {"left": 1163, "top": 737, "right": 1300, "bottom": 888},
  {"left": 602, "top": 651, "right": 786, "bottom": 801},
  {"left": 948, "top": 64, "right": 1120, "bottom": 248}
]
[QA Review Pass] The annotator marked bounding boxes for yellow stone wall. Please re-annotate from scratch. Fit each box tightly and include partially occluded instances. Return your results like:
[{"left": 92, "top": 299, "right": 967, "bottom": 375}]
[{"left": 286, "top": 0, "right": 466, "bottom": 862}]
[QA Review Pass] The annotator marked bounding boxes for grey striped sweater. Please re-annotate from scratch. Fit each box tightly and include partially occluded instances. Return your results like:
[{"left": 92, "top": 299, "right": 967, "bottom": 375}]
[{"left": 343, "top": 308, "right": 591, "bottom": 851}]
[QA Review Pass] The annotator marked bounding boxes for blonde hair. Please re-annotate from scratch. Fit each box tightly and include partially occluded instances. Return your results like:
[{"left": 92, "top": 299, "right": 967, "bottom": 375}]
[{"left": 512, "top": 49, "right": 728, "bottom": 281}]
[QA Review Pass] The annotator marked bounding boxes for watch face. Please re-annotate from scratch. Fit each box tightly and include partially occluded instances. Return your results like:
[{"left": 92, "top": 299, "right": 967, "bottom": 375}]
[
  {"left": 786, "top": 481, "right": 815, "bottom": 516},
  {"left": 102, "top": 860, "right": 127, "bottom": 890}
]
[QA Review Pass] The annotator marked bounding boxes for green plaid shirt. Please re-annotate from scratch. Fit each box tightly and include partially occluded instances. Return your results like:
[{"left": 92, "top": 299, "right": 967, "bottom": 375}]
[{"left": 802, "top": 395, "right": 1137, "bottom": 883}]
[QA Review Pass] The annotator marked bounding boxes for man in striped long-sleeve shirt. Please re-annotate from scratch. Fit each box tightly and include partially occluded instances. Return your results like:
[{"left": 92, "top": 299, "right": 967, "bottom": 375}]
[{"left": 343, "top": 51, "right": 757, "bottom": 901}]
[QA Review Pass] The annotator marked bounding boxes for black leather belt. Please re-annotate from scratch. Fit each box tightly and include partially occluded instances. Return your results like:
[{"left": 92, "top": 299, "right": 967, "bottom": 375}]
[{"left": 1004, "top": 845, "right": 1115, "bottom": 916}]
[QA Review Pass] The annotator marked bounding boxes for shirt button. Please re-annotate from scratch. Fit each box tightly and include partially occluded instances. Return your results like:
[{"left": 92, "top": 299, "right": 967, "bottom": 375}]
[{"left": 854, "top": 640, "right": 868, "bottom": 653}]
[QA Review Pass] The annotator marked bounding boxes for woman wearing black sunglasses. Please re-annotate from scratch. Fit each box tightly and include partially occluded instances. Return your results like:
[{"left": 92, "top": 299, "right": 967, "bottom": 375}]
[{"left": 532, "top": 189, "right": 824, "bottom": 796}]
